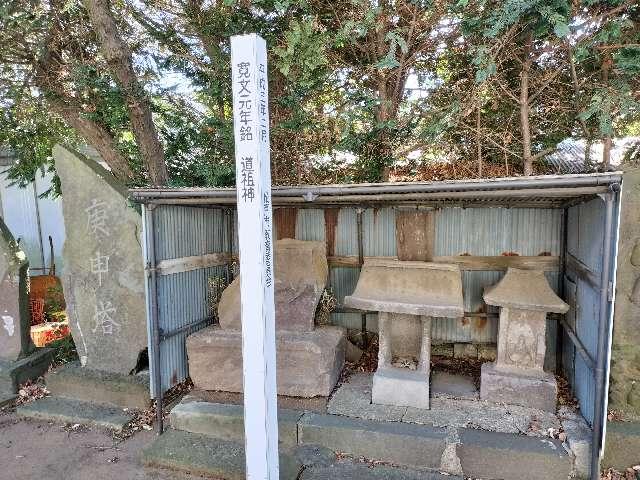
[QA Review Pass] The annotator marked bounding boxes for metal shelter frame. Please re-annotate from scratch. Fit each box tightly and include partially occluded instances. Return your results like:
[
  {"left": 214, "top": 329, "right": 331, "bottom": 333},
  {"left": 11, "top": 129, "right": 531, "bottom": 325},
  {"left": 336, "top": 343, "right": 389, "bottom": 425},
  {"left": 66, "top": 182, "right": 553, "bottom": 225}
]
[{"left": 131, "top": 172, "right": 622, "bottom": 480}]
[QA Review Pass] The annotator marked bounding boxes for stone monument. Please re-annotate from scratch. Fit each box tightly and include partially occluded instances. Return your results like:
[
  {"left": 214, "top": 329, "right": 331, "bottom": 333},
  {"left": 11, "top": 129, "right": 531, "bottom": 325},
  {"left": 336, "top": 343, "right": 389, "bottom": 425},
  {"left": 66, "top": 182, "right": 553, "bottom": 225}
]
[
  {"left": 54, "top": 145, "right": 147, "bottom": 375},
  {"left": 480, "top": 268, "right": 569, "bottom": 412},
  {"left": 0, "top": 220, "right": 52, "bottom": 399},
  {"left": 344, "top": 259, "right": 464, "bottom": 409},
  {"left": 187, "top": 239, "right": 346, "bottom": 397}
]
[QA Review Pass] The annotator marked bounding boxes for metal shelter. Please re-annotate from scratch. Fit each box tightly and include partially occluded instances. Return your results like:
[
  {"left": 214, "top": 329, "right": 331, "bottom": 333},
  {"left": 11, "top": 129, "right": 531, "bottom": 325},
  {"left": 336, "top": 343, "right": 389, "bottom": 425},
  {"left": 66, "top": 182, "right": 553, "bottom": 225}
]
[{"left": 131, "top": 172, "right": 623, "bottom": 480}]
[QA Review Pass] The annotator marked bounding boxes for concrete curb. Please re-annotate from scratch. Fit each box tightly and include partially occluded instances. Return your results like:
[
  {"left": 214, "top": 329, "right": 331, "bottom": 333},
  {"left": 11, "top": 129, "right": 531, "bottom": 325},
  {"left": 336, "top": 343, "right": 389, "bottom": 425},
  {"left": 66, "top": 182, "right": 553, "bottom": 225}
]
[
  {"left": 298, "top": 413, "right": 448, "bottom": 469},
  {"left": 603, "top": 421, "right": 640, "bottom": 470},
  {"left": 169, "top": 399, "right": 302, "bottom": 448},
  {"left": 141, "top": 429, "right": 303, "bottom": 480},
  {"left": 458, "top": 428, "right": 571, "bottom": 480},
  {"left": 45, "top": 363, "right": 150, "bottom": 409},
  {"left": 17, "top": 396, "right": 133, "bottom": 432}
]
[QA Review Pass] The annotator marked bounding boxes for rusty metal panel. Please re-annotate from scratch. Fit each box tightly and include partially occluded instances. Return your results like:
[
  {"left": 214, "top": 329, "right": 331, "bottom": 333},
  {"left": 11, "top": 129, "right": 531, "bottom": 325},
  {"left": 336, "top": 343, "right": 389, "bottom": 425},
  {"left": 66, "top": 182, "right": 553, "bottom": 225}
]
[
  {"left": 274, "top": 208, "right": 297, "bottom": 240},
  {"left": 395, "top": 210, "right": 435, "bottom": 261}
]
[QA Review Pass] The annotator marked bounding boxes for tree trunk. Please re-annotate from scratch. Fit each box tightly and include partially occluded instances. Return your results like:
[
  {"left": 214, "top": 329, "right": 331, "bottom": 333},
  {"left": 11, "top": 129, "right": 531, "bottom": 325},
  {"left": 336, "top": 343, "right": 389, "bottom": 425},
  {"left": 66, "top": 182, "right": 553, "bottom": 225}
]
[
  {"left": 520, "top": 34, "right": 533, "bottom": 176},
  {"left": 84, "top": 0, "right": 169, "bottom": 185},
  {"left": 601, "top": 53, "right": 613, "bottom": 170},
  {"left": 49, "top": 100, "right": 135, "bottom": 181},
  {"left": 476, "top": 105, "right": 483, "bottom": 176}
]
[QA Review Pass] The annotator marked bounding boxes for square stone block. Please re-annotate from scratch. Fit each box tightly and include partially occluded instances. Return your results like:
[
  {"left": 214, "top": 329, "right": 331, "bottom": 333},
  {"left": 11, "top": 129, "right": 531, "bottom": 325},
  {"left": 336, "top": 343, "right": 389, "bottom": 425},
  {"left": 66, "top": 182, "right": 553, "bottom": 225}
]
[
  {"left": 480, "top": 362, "right": 557, "bottom": 412},
  {"left": 187, "top": 325, "right": 345, "bottom": 398},
  {"left": 372, "top": 367, "right": 429, "bottom": 409}
]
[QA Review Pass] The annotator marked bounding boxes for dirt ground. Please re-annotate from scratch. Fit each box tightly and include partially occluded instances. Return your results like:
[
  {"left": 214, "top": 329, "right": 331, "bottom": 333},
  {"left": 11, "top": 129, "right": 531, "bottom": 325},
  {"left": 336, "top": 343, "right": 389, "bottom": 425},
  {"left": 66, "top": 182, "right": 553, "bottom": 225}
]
[{"left": 0, "top": 410, "right": 207, "bottom": 480}]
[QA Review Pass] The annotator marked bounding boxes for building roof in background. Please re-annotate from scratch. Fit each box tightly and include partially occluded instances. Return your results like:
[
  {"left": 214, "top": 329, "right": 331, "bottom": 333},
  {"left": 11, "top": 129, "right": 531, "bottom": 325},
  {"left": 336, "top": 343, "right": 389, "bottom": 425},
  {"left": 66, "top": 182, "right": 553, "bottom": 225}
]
[{"left": 545, "top": 137, "right": 639, "bottom": 174}]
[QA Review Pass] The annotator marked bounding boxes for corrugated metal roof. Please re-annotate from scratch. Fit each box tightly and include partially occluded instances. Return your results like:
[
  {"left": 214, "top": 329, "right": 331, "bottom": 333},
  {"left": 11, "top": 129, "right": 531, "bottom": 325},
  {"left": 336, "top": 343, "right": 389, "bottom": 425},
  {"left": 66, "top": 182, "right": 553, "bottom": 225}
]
[{"left": 131, "top": 172, "right": 622, "bottom": 209}]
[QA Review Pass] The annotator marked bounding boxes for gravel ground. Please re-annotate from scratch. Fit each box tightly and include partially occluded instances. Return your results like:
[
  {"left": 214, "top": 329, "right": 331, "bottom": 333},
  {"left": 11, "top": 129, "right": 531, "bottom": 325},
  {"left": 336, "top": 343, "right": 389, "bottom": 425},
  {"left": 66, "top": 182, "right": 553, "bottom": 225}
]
[{"left": 0, "top": 410, "right": 210, "bottom": 480}]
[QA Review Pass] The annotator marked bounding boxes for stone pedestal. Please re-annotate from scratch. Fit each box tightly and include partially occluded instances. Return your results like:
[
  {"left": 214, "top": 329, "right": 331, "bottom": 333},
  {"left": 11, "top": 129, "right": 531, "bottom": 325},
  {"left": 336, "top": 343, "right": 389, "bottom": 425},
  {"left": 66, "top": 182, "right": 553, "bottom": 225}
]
[
  {"left": 187, "top": 239, "right": 346, "bottom": 398},
  {"left": 187, "top": 326, "right": 345, "bottom": 397},
  {"left": 480, "top": 268, "right": 569, "bottom": 412},
  {"left": 345, "top": 260, "right": 464, "bottom": 409}
]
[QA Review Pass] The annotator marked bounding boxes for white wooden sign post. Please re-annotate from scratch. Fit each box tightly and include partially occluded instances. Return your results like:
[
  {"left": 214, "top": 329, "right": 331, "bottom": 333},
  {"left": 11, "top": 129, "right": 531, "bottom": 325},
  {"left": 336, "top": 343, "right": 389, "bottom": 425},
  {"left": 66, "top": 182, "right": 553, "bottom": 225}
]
[{"left": 230, "top": 34, "right": 279, "bottom": 479}]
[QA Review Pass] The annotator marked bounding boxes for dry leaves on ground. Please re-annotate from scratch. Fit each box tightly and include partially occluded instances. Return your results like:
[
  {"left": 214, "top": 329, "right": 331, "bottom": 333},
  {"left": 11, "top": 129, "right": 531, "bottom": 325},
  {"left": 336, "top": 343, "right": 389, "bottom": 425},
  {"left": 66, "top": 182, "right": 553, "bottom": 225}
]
[
  {"left": 15, "top": 379, "right": 49, "bottom": 406},
  {"left": 601, "top": 466, "right": 640, "bottom": 480}
]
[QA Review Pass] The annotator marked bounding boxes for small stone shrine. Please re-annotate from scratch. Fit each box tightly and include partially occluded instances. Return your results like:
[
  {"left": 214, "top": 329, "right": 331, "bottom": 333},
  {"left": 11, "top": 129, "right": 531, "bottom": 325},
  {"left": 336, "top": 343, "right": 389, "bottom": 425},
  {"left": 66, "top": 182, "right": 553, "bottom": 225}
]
[
  {"left": 55, "top": 145, "right": 148, "bottom": 375},
  {"left": 187, "top": 239, "right": 346, "bottom": 397},
  {"left": 480, "top": 268, "right": 569, "bottom": 412},
  {"left": 0, "top": 219, "right": 52, "bottom": 397},
  {"left": 344, "top": 259, "right": 464, "bottom": 409}
]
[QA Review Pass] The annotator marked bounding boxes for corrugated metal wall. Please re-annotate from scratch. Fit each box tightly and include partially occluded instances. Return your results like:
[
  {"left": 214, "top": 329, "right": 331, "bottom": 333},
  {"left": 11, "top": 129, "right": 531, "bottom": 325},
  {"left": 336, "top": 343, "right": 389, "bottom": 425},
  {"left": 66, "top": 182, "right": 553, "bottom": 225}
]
[
  {"left": 564, "top": 198, "right": 606, "bottom": 425},
  {"left": 148, "top": 205, "right": 232, "bottom": 394},
  {"left": 297, "top": 206, "right": 562, "bottom": 340},
  {"left": 145, "top": 203, "right": 582, "bottom": 399}
]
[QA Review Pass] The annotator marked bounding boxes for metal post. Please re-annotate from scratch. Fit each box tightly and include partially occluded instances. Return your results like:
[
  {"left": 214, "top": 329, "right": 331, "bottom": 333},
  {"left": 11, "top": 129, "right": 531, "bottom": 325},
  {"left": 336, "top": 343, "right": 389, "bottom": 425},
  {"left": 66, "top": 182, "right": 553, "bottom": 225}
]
[
  {"left": 356, "top": 208, "right": 367, "bottom": 348},
  {"left": 144, "top": 203, "right": 163, "bottom": 434},
  {"left": 590, "top": 190, "right": 615, "bottom": 480},
  {"left": 557, "top": 207, "right": 568, "bottom": 374}
]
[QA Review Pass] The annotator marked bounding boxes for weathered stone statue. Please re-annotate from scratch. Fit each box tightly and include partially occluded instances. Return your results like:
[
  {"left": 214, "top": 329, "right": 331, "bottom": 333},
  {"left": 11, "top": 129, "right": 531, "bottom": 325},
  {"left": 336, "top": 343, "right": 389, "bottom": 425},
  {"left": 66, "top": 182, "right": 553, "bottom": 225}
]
[
  {"left": 345, "top": 259, "right": 464, "bottom": 409},
  {"left": 0, "top": 220, "right": 52, "bottom": 399},
  {"left": 480, "top": 268, "right": 569, "bottom": 412},
  {"left": 54, "top": 145, "right": 147, "bottom": 375},
  {"left": 187, "top": 239, "right": 346, "bottom": 397}
]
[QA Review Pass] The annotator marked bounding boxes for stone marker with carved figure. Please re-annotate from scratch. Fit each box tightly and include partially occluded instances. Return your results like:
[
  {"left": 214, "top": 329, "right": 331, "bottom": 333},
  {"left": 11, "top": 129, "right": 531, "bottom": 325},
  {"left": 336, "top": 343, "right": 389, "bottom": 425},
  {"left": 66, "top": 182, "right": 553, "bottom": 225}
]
[
  {"left": 0, "top": 220, "right": 52, "bottom": 398},
  {"left": 54, "top": 145, "right": 148, "bottom": 375},
  {"left": 344, "top": 259, "right": 464, "bottom": 409},
  {"left": 187, "top": 239, "right": 346, "bottom": 397},
  {"left": 480, "top": 268, "right": 569, "bottom": 412}
]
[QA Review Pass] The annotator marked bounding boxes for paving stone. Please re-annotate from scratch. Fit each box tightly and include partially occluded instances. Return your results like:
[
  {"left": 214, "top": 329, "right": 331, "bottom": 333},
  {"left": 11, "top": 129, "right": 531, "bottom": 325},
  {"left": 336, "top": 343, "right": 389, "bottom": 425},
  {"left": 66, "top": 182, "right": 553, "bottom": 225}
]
[
  {"left": 169, "top": 399, "right": 302, "bottom": 448},
  {"left": 301, "top": 461, "right": 462, "bottom": 480},
  {"left": 458, "top": 428, "right": 571, "bottom": 480},
  {"left": 141, "top": 429, "right": 303, "bottom": 480},
  {"left": 45, "top": 362, "right": 150, "bottom": 409},
  {"left": 17, "top": 396, "right": 133, "bottom": 431},
  {"left": 328, "top": 381, "right": 406, "bottom": 422},
  {"left": 331, "top": 373, "right": 560, "bottom": 435},
  {"left": 431, "top": 372, "right": 478, "bottom": 400},
  {"left": 299, "top": 412, "right": 447, "bottom": 469}
]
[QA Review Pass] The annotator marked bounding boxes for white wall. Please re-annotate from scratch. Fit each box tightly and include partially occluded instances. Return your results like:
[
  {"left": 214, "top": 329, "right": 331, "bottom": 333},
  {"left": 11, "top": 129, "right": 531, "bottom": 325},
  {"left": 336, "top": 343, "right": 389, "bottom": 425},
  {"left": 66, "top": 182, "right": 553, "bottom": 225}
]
[{"left": 0, "top": 168, "right": 66, "bottom": 276}]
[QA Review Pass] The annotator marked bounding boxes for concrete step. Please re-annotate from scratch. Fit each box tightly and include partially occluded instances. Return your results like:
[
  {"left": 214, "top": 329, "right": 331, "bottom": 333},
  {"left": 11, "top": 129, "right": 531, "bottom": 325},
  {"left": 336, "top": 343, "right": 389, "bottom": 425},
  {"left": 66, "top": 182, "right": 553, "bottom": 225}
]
[
  {"left": 166, "top": 398, "right": 573, "bottom": 480},
  {"left": 45, "top": 362, "right": 150, "bottom": 409},
  {"left": 141, "top": 429, "right": 304, "bottom": 480},
  {"left": 169, "top": 397, "right": 302, "bottom": 447},
  {"left": 301, "top": 462, "right": 461, "bottom": 480},
  {"left": 17, "top": 396, "right": 134, "bottom": 431}
]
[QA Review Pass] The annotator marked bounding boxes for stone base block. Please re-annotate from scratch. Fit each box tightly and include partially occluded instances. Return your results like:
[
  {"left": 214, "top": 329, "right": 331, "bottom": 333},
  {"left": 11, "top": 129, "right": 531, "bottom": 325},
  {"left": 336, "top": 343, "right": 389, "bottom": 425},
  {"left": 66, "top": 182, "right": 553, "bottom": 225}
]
[
  {"left": 45, "top": 362, "right": 150, "bottom": 409},
  {"left": 187, "top": 325, "right": 346, "bottom": 398},
  {"left": 372, "top": 367, "right": 430, "bottom": 409},
  {"left": 0, "top": 347, "right": 53, "bottom": 393},
  {"left": 480, "top": 362, "right": 557, "bottom": 412}
]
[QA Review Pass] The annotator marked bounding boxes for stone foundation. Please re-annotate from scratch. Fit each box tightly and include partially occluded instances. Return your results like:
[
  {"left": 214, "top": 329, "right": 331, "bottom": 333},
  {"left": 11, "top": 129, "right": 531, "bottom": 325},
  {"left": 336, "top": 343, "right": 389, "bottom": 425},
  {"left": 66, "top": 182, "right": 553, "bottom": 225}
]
[
  {"left": 480, "top": 362, "right": 557, "bottom": 412},
  {"left": 187, "top": 325, "right": 346, "bottom": 397},
  {"left": 372, "top": 367, "right": 430, "bottom": 409}
]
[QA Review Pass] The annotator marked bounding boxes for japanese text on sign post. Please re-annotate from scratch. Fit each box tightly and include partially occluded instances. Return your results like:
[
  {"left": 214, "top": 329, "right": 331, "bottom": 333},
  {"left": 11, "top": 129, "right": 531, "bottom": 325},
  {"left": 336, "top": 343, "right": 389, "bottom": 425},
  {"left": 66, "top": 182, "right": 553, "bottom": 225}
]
[{"left": 230, "top": 34, "right": 279, "bottom": 480}]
